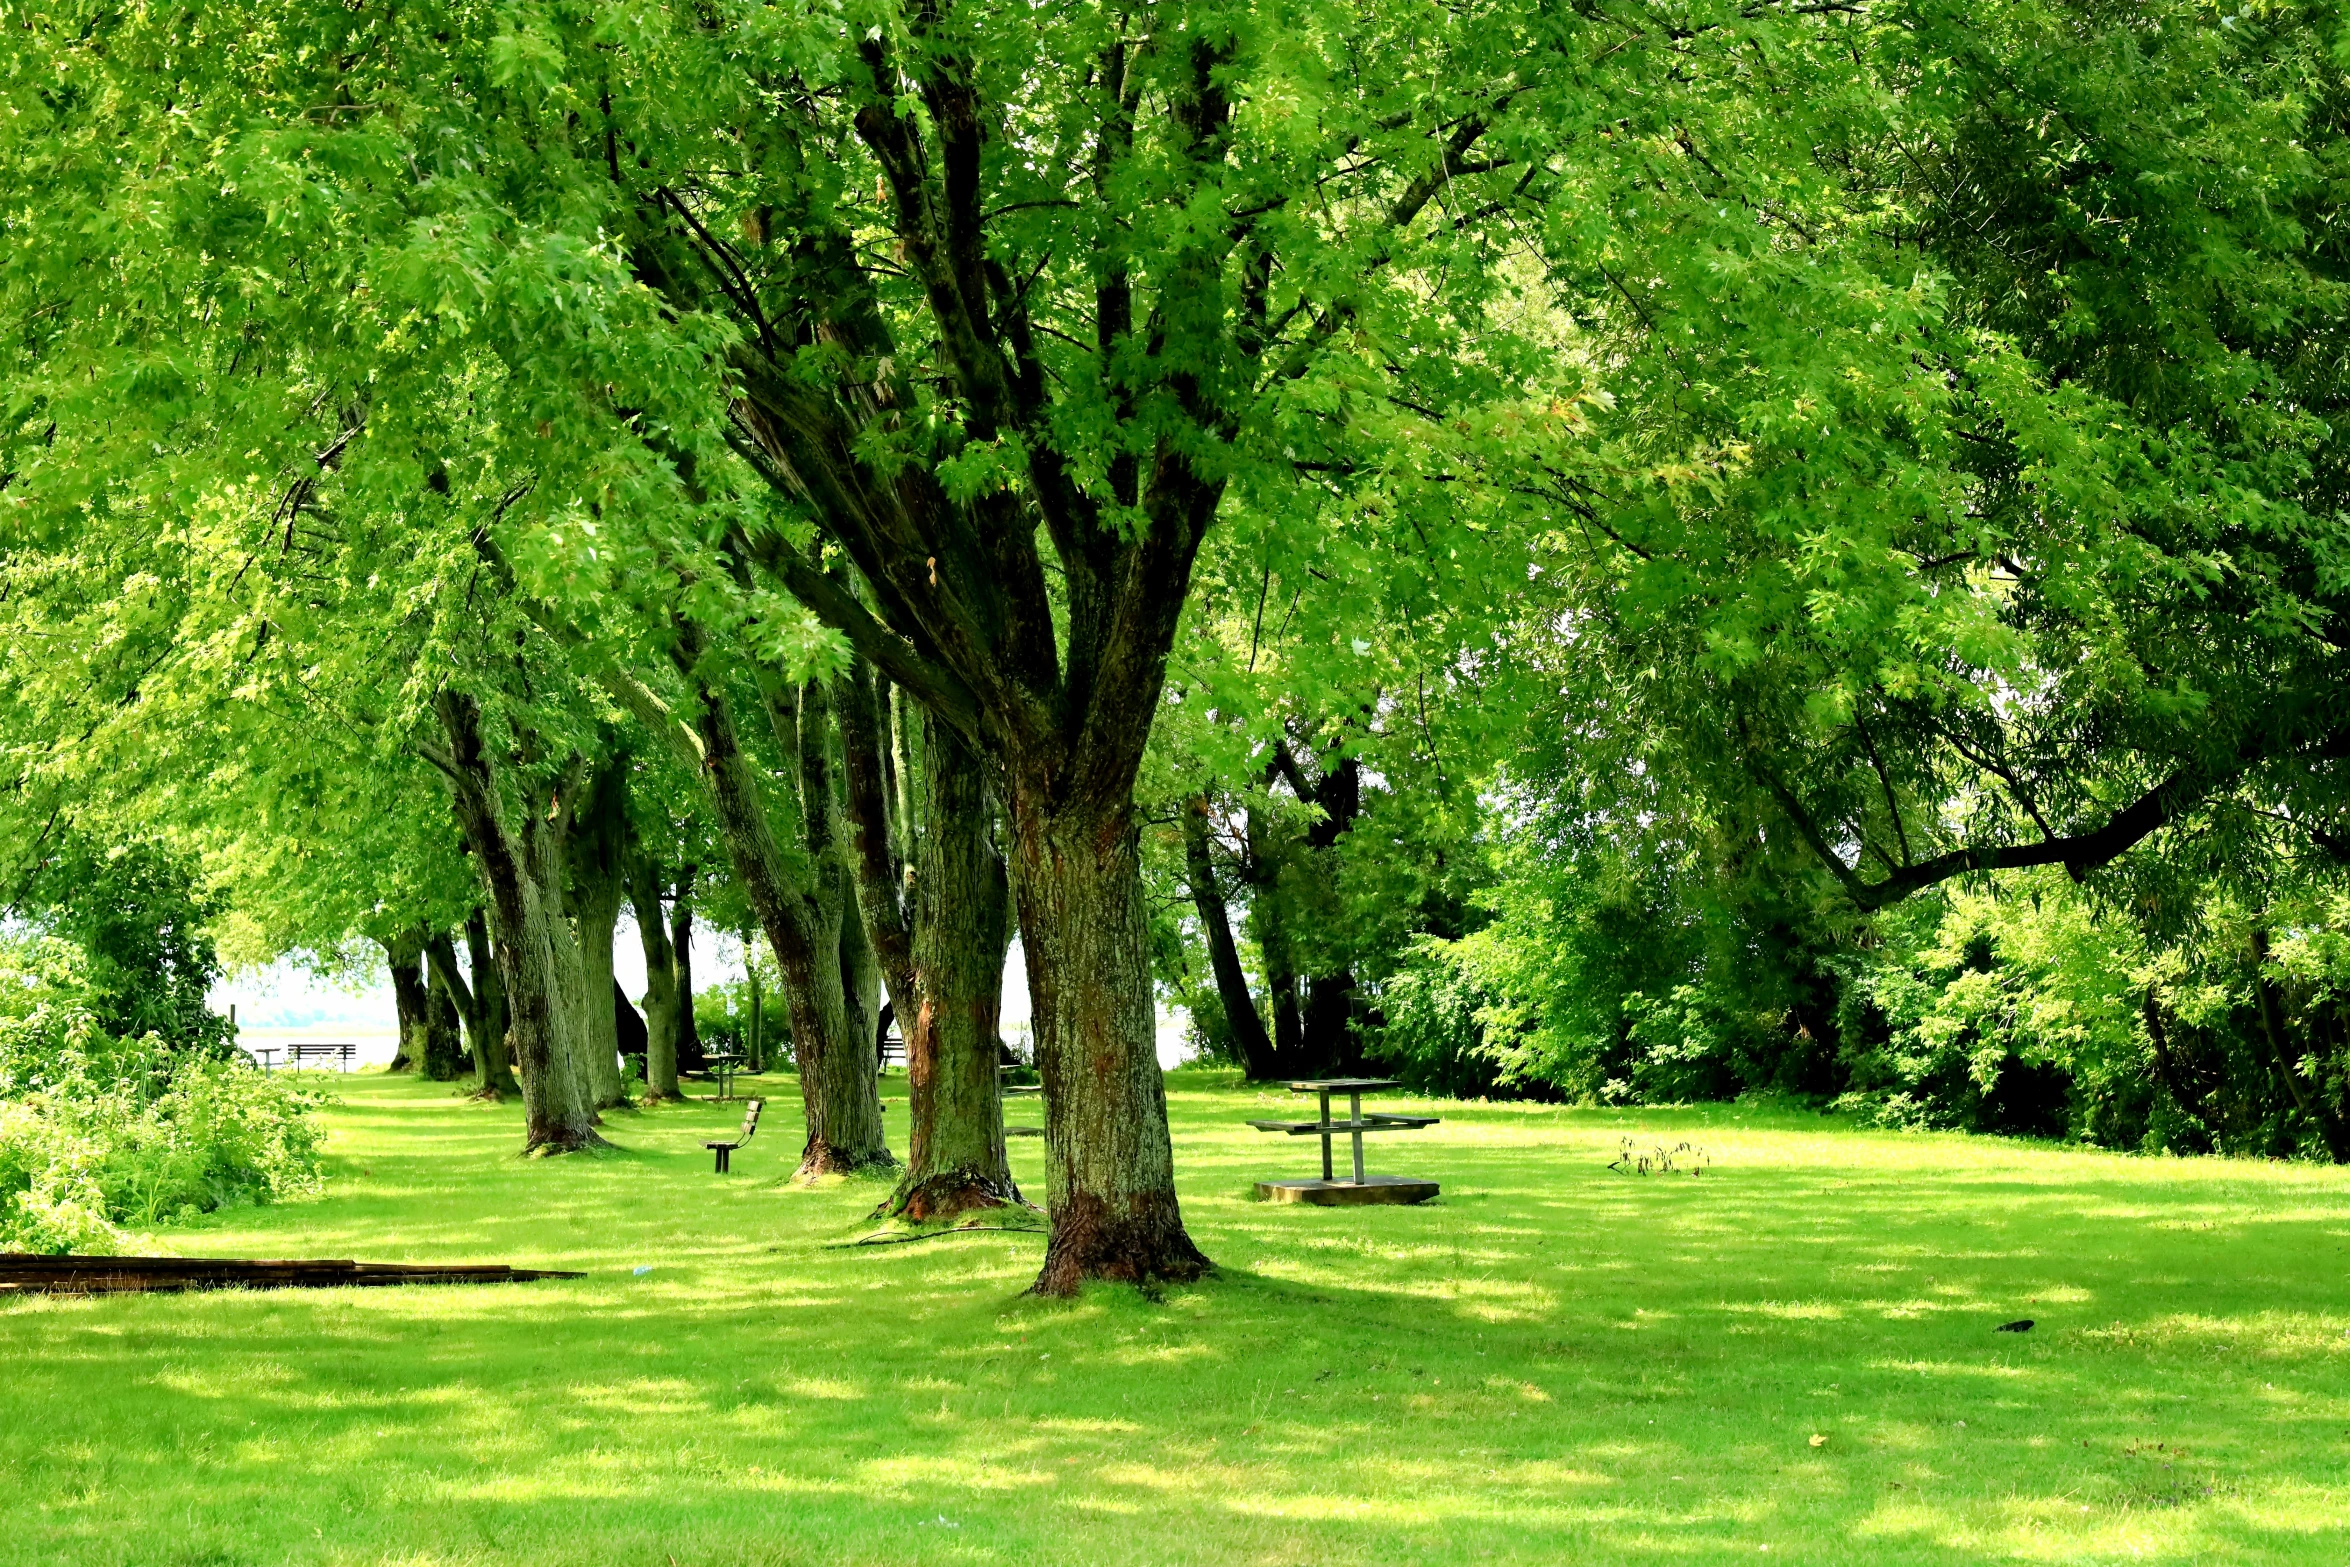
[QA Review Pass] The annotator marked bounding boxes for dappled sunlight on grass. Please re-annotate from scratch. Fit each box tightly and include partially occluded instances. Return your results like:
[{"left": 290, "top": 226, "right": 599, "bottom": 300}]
[{"left": 3, "top": 1069, "right": 2349, "bottom": 1563}]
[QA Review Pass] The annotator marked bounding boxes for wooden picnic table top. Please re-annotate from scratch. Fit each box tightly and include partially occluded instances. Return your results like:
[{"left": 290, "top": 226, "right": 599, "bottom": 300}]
[{"left": 1285, "top": 1077, "right": 1400, "bottom": 1093}]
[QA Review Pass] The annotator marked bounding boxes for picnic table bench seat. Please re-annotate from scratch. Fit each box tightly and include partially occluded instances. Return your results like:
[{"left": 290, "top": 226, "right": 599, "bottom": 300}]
[
  {"left": 1247, "top": 1114, "right": 1441, "bottom": 1135},
  {"left": 706, "top": 1099, "right": 762, "bottom": 1173}
]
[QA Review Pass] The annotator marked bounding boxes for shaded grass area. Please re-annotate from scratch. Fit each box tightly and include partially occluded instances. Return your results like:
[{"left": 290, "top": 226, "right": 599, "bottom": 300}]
[{"left": 5, "top": 1070, "right": 2350, "bottom": 1564}]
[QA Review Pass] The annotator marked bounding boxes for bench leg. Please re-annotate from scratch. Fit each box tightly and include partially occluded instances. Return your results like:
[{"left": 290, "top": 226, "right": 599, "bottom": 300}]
[{"left": 714, "top": 1147, "right": 729, "bottom": 1174}]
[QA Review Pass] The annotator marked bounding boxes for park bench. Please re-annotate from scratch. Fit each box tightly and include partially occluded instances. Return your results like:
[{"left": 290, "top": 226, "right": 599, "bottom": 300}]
[
  {"left": 287, "top": 1042, "right": 356, "bottom": 1072},
  {"left": 705, "top": 1099, "right": 762, "bottom": 1173},
  {"left": 1250, "top": 1078, "right": 1440, "bottom": 1205}
]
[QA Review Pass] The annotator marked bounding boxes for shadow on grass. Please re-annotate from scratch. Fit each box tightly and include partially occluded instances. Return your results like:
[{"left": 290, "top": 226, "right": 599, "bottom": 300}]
[{"left": 4, "top": 1074, "right": 2349, "bottom": 1565}]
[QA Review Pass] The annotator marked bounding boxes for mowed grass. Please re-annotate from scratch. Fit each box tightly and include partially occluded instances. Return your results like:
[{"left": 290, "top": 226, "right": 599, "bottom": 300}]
[{"left": 6, "top": 1072, "right": 2350, "bottom": 1565}]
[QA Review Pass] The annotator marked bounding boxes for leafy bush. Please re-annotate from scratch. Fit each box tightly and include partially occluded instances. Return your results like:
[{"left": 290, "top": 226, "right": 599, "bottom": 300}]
[
  {"left": 1362, "top": 943, "right": 1555, "bottom": 1101},
  {"left": 1829, "top": 881, "right": 2151, "bottom": 1141},
  {"left": 15, "top": 836, "right": 234, "bottom": 1054},
  {"left": 0, "top": 938, "right": 326, "bottom": 1253}
]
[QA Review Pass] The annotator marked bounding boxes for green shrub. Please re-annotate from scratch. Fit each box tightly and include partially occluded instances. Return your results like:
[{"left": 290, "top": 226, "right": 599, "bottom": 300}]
[
  {"left": 0, "top": 938, "right": 326, "bottom": 1253},
  {"left": 1363, "top": 943, "right": 1552, "bottom": 1101},
  {"left": 1831, "top": 877, "right": 2155, "bottom": 1144}
]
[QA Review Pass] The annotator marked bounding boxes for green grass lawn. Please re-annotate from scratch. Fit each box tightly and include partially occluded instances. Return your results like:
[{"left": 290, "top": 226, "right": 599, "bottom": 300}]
[{"left": 6, "top": 1070, "right": 2350, "bottom": 1565}]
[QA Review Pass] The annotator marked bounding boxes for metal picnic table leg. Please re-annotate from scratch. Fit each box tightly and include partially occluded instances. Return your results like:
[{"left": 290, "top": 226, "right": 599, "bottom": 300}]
[
  {"left": 1319, "top": 1087, "right": 1333, "bottom": 1181},
  {"left": 1350, "top": 1090, "right": 1365, "bottom": 1184}
]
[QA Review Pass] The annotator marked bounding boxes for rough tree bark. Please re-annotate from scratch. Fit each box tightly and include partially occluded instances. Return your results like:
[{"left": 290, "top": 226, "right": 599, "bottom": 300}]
[
  {"left": 744, "top": 935, "right": 766, "bottom": 1071},
  {"left": 841, "top": 896, "right": 882, "bottom": 1081},
  {"left": 1013, "top": 791, "right": 1209, "bottom": 1292},
  {"left": 469, "top": 908, "right": 515, "bottom": 1091},
  {"left": 629, "top": 853, "right": 682, "bottom": 1100},
  {"left": 635, "top": 639, "right": 892, "bottom": 1175},
  {"left": 841, "top": 659, "right": 1020, "bottom": 1219},
  {"left": 1181, "top": 795, "right": 1278, "bottom": 1082},
  {"left": 432, "top": 688, "right": 607, "bottom": 1153},
  {"left": 566, "top": 754, "right": 632, "bottom": 1110},
  {"left": 423, "top": 965, "right": 468, "bottom": 1081},
  {"left": 750, "top": 672, "right": 892, "bottom": 1173},
  {"left": 1242, "top": 807, "right": 1308, "bottom": 1078},
  {"left": 1284, "top": 747, "right": 1364, "bottom": 1074},
  {"left": 425, "top": 924, "right": 519, "bottom": 1098},
  {"left": 903, "top": 712, "right": 1020, "bottom": 1217},
  {"left": 670, "top": 866, "right": 703, "bottom": 1073},
  {"left": 380, "top": 927, "right": 429, "bottom": 1074}
]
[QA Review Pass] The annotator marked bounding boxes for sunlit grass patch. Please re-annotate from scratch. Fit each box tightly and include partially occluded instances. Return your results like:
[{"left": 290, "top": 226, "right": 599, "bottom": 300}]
[{"left": 3, "top": 1069, "right": 2349, "bottom": 1563}]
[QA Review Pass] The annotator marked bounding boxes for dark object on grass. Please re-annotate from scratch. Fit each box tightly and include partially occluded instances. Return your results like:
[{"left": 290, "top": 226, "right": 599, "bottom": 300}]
[
  {"left": 1997, "top": 1319, "right": 2035, "bottom": 1333},
  {"left": 707, "top": 1097, "right": 763, "bottom": 1172},
  {"left": 0, "top": 1253, "right": 582, "bottom": 1296}
]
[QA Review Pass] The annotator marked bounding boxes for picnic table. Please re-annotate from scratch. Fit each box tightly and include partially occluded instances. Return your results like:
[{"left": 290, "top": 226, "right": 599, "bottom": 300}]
[
  {"left": 705, "top": 1051, "right": 745, "bottom": 1102},
  {"left": 1249, "top": 1077, "right": 1440, "bottom": 1206},
  {"left": 287, "top": 1042, "right": 357, "bottom": 1073},
  {"left": 243, "top": 1045, "right": 282, "bottom": 1074}
]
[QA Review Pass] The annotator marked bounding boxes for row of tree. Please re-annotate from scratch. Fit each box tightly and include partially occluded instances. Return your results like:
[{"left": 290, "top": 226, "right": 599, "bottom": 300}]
[{"left": 10, "top": 0, "right": 2350, "bottom": 1294}]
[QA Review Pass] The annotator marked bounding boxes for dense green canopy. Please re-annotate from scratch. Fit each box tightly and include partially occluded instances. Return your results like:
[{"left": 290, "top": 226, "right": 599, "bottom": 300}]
[{"left": 8, "top": 0, "right": 2350, "bottom": 1254}]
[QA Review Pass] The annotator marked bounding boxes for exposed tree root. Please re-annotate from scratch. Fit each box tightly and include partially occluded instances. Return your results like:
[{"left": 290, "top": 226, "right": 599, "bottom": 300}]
[
  {"left": 1029, "top": 1193, "right": 1212, "bottom": 1297},
  {"left": 795, "top": 1138, "right": 900, "bottom": 1181},
  {"left": 872, "top": 1169, "right": 1030, "bottom": 1225}
]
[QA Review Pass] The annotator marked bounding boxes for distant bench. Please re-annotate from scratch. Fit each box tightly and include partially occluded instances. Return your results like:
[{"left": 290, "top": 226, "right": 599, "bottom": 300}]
[
  {"left": 287, "top": 1042, "right": 357, "bottom": 1072},
  {"left": 706, "top": 1099, "right": 763, "bottom": 1173}
]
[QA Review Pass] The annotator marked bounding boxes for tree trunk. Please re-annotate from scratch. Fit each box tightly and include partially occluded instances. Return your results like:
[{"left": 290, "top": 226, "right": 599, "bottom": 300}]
[
  {"left": 687, "top": 662, "right": 892, "bottom": 1175},
  {"left": 670, "top": 866, "right": 704, "bottom": 1074},
  {"left": 427, "top": 926, "right": 518, "bottom": 1097},
  {"left": 468, "top": 909, "right": 517, "bottom": 1095},
  {"left": 1010, "top": 789, "right": 1208, "bottom": 1294},
  {"left": 424, "top": 964, "right": 467, "bottom": 1080},
  {"left": 1304, "top": 972, "right": 1360, "bottom": 1075},
  {"left": 1181, "top": 794, "right": 1278, "bottom": 1081},
  {"left": 381, "top": 928, "right": 429, "bottom": 1074},
  {"left": 746, "top": 942, "right": 765, "bottom": 1072},
  {"left": 436, "top": 688, "right": 607, "bottom": 1153},
  {"left": 889, "top": 713, "right": 1021, "bottom": 1219},
  {"left": 837, "top": 663, "right": 1017, "bottom": 1219},
  {"left": 630, "top": 856, "right": 681, "bottom": 1101},
  {"left": 841, "top": 886, "right": 882, "bottom": 1080},
  {"left": 567, "top": 755, "right": 631, "bottom": 1110}
]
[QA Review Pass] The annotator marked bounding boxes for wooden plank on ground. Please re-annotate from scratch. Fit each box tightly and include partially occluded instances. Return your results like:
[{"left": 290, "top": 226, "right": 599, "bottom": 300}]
[{"left": 0, "top": 1253, "right": 583, "bottom": 1296}]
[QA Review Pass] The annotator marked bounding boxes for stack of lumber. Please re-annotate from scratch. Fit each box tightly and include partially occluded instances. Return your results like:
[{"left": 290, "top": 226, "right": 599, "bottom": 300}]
[{"left": 0, "top": 1253, "right": 582, "bottom": 1295}]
